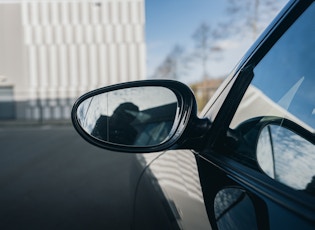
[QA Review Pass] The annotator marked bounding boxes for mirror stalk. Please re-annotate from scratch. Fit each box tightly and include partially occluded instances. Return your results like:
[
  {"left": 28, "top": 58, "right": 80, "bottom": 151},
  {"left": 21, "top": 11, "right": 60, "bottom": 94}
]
[{"left": 179, "top": 117, "right": 212, "bottom": 151}]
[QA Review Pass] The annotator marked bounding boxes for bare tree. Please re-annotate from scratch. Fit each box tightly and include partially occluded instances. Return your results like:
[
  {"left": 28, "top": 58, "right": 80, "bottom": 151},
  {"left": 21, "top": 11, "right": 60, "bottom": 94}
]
[
  {"left": 191, "top": 22, "right": 223, "bottom": 80},
  {"left": 151, "top": 45, "right": 185, "bottom": 80},
  {"left": 224, "top": 0, "right": 283, "bottom": 39}
]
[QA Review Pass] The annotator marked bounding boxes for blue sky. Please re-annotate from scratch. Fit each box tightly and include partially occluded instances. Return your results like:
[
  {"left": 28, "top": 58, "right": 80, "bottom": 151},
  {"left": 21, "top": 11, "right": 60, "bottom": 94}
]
[
  {"left": 145, "top": 0, "right": 288, "bottom": 83},
  {"left": 145, "top": 1, "right": 225, "bottom": 44},
  {"left": 145, "top": 0, "right": 226, "bottom": 83}
]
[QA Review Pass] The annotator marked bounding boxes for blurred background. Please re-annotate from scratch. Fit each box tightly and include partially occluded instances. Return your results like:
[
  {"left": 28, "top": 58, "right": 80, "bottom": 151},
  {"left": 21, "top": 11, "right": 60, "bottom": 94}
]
[
  {"left": 0, "top": 0, "right": 287, "bottom": 229},
  {"left": 0, "top": 0, "right": 288, "bottom": 122}
]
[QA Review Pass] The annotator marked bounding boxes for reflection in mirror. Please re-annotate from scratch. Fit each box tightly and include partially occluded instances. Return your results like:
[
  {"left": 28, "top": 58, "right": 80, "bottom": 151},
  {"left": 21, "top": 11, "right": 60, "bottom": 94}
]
[
  {"left": 76, "top": 86, "right": 178, "bottom": 147},
  {"left": 257, "top": 125, "right": 315, "bottom": 196},
  {"left": 214, "top": 188, "right": 258, "bottom": 230}
]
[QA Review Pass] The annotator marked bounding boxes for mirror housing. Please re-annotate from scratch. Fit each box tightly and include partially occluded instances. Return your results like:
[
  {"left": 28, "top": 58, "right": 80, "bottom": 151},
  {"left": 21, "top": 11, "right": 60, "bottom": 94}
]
[{"left": 71, "top": 80, "right": 211, "bottom": 153}]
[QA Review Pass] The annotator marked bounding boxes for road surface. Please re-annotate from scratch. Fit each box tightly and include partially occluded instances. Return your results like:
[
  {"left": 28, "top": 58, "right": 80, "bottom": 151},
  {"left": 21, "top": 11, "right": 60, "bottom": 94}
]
[{"left": 0, "top": 124, "right": 135, "bottom": 229}]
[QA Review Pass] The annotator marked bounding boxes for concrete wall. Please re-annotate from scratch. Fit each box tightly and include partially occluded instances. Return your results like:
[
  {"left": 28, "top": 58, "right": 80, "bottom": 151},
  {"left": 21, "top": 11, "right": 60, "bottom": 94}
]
[{"left": 0, "top": 0, "right": 146, "bottom": 121}]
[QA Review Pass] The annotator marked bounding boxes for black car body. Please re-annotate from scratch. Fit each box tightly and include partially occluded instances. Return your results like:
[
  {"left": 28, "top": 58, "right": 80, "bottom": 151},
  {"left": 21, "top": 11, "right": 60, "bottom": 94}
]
[{"left": 72, "top": 0, "right": 315, "bottom": 229}]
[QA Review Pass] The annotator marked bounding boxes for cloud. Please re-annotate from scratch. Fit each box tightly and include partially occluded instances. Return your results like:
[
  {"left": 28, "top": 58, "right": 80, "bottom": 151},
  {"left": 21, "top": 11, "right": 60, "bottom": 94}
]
[{"left": 216, "top": 39, "right": 242, "bottom": 49}]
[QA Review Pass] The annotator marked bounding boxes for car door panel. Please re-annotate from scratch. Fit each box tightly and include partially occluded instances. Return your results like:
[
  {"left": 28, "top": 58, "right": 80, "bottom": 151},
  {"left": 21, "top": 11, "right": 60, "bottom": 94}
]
[
  {"left": 133, "top": 150, "right": 211, "bottom": 229},
  {"left": 198, "top": 152, "right": 315, "bottom": 229}
]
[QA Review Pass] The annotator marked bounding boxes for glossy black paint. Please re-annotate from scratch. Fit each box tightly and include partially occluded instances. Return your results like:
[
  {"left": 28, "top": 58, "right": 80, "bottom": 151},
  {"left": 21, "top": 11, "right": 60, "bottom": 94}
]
[{"left": 72, "top": 0, "right": 315, "bottom": 229}]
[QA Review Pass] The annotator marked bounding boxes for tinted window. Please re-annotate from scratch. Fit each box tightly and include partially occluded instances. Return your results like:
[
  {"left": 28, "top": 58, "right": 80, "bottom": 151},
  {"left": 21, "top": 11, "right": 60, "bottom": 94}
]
[
  {"left": 229, "top": 3, "right": 315, "bottom": 194},
  {"left": 231, "top": 3, "right": 315, "bottom": 131},
  {"left": 214, "top": 188, "right": 258, "bottom": 230}
]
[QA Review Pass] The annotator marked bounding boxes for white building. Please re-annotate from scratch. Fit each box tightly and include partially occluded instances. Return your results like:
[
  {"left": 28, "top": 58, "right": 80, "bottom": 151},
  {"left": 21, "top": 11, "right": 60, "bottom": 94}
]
[{"left": 0, "top": 0, "right": 146, "bottom": 120}]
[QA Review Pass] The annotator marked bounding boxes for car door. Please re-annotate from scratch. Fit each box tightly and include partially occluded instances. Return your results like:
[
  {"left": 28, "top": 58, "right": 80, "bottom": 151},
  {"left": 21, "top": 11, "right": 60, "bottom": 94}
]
[
  {"left": 198, "top": 0, "right": 315, "bottom": 229},
  {"left": 132, "top": 150, "right": 212, "bottom": 229}
]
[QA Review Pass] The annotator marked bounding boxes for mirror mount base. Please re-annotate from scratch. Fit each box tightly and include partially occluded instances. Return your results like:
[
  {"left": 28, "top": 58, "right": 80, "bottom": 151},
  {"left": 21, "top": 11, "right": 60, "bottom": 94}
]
[{"left": 179, "top": 116, "right": 212, "bottom": 151}]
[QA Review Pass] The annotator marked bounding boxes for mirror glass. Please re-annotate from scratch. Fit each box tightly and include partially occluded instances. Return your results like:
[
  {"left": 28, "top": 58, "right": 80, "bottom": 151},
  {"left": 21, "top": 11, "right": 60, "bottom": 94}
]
[
  {"left": 214, "top": 188, "right": 258, "bottom": 230},
  {"left": 257, "top": 124, "right": 315, "bottom": 196},
  {"left": 76, "top": 86, "right": 178, "bottom": 147}
]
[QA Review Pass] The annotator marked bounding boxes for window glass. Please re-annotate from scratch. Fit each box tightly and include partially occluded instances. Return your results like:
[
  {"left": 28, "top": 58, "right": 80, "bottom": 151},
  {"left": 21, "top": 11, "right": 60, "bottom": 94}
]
[
  {"left": 214, "top": 188, "right": 258, "bottom": 230},
  {"left": 231, "top": 3, "right": 315, "bottom": 132},
  {"left": 229, "top": 3, "right": 315, "bottom": 195}
]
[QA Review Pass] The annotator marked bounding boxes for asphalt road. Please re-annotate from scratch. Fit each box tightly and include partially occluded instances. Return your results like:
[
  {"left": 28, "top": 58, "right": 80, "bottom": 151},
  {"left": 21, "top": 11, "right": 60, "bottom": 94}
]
[{"left": 0, "top": 124, "right": 135, "bottom": 230}]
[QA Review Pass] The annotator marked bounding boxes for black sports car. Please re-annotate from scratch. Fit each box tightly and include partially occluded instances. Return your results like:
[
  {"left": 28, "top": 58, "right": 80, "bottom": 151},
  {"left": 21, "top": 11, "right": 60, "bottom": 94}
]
[{"left": 72, "top": 0, "right": 315, "bottom": 229}]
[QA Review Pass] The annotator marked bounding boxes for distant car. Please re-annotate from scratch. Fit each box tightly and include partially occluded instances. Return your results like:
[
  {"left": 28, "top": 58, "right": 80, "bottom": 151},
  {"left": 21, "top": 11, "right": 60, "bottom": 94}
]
[{"left": 72, "top": 0, "right": 315, "bottom": 229}]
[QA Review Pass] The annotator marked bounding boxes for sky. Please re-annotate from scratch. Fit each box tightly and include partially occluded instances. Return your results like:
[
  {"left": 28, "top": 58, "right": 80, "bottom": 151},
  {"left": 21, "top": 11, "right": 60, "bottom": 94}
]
[
  {"left": 145, "top": 0, "right": 288, "bottom": 84},
  {"left": 0, "top": 0, "right": 288, "bottom": 85}
]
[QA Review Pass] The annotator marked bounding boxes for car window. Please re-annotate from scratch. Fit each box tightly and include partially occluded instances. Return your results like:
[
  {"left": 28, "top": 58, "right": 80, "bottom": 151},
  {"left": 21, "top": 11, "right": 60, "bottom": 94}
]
[
  {"left": 229, "top": 3, "right": 315, "bottom": 195},
  {"left": 214, "top": 188, "right": 258, "bottom": 230}
]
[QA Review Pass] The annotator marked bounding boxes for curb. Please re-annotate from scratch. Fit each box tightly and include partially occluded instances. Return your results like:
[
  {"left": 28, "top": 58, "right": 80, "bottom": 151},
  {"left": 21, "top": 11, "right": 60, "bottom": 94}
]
[{"left": 0, "top": 120, "right": 72, "bottom": 127}]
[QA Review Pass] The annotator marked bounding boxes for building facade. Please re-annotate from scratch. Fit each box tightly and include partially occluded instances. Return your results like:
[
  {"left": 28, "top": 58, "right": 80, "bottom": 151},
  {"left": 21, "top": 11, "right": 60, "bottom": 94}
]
[{"left": 0, "top": 0, "right": 146, "bottom": 120}]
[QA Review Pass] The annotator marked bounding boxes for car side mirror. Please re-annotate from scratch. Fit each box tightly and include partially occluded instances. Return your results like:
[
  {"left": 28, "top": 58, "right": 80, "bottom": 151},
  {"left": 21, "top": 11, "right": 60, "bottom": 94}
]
[
  {"left": 76, "top": 85, "right": 178, "bottom": 146},
  {"left": 71, "top": 80, "right": 211, "bottom": 153},
  {"left": 256, "top": 121, "right": 315, "bottom": 195}
]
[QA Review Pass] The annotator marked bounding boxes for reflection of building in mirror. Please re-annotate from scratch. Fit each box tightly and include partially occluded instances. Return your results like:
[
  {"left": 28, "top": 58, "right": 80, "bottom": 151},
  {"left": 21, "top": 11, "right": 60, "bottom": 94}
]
[
  {"left": 91, "top": 102, "right": 140, "bottom": 145},
  {"left": 76, "top": 86, "right": 179, "bottom": 146},
  {"left": 133, "top": 102, "right": 177, "bottom": 146},
  {"left": 90, "top": 101, "right": 178, "bottom": 146},
  {"left": 107, "top": 87, "right": 178, "bottom": 112}
]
